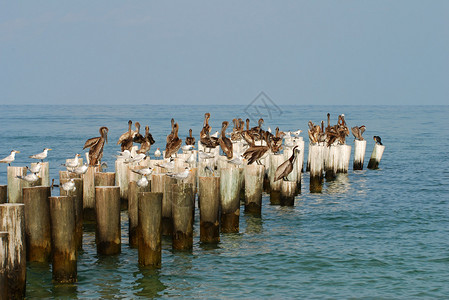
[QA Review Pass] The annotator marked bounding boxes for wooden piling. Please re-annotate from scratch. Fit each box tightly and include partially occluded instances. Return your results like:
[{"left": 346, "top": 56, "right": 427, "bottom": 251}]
[
  {"left": 219, "top": 167, "right": 241, "bottom": 233},
  {"left": 115, "top": 159, "right": 129, "bottom": 204},
  {"left": 172, "top": 183, "right": 194, "bottom": 251},
  {"left": 7, "top": 166, "right": 26, "bottom": 203},
  {"left": 269, "top": 154, "right": 284, "bottom": 204},
  {"left": 60, "top": 178, "right": 84, "bottom": 250},
  {"left": 151, "top": 174, "right": 165, "bottom": 193},
  {"left": 128, "top": 181, "right": 150, "bottom": 248},
  {"left": 23, "top": 186, "right": 51, "bottom": 262},
  {"left": 59, "top": 170, "right": 81, "bottom": 181},
  {"left": 162, "top": 176, "right": 176, "bottom": 236},
  {"left": 244, "top": 164, "right": 265, "bottom": 215},
  {"left": 280, "top": 181, "right": 297, "bottom": 206},
  {"left": 337, "top": 145, "right": 351, "bottom": 173},
  {"left": 95, "top": 172, "right": 116, "bottom": 187},
  {"left": 95, "top": 186, "right": 121, "bottom": 255},
  {"left": 0, "top": 231, "right": 8, "bottom": 299},
  {"left": 368, "top": 144, "right": 385, "bottom": 170},
  {"left": 309, "top": 144, "right": 324, "bottom": 193},
  {"left": 83, "top": 166, "right": 96, "bottom": 221},
  {"left": 49, "top": 196, "right": 77, "bottom": 283},
  {"left": 353, "top": 140, "right": 367, "bottom": 170},
  {"left": 138, "top": 192, "right": 162, "bottom": 267},
  {"left": 198, "top": 176, "right": 220, "bottom": 242},
  {"left": 325, "top": 145, "right": 338, "bottom": 180},
  {"left": 0, "top": 185, "right": 6, "bottom": 204}
]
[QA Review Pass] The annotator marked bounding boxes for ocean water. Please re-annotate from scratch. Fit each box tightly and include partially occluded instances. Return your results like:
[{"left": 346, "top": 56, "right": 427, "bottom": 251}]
[{"left": 1, "top": 105, "right": 448, "bottom": 299}]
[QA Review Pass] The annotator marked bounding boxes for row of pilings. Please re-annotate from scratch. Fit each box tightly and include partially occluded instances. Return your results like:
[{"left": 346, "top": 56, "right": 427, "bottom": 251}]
[{"left": 0, "top": 138, "right": 384, "bottom": 298}]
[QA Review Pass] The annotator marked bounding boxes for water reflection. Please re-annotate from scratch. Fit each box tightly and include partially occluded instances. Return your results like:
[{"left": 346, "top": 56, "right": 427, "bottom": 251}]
[
  {"left": 52, "top": 282, "right": 78, "bottom": 299},
  {"left": 94, "top": 255, "right": 122, "bottom": 298},
  {"left": 244, "top": 214, "right": 263, "bottom": 235},
  {"left": 134, "top": 267, "right": 166, "bottom": 298},
  {"left": 326, "top": 174, "right": 351, "bottom": 194}
]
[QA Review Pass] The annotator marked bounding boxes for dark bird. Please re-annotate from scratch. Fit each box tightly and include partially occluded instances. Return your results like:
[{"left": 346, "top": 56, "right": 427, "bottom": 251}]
[
  {"left": 83, "top": 126, "right": 108, "bottom": 166},
  {"left": 351, "top": 125, "right": 366, "bottom": 141},
  {"left": 373, "top": 136, "right": 382, "bottom": 145},
  {"left": 132, "top": 122, "right": 144, "bottom": 144},
  {"left": 200, "top": 113, "right": 219, "bottom": 151},
  {"left": 117, "top": 120, "right": 134, "bottom": 151},
  {"left": 218, "top": 121, "right": 233, "bottom": 159},
  {"left": 165, "top": 123, "right": 182, "bottom": 158},
  {"left": 166, "top": 118, "right": 175, "bottom": 143},
  {"left": 137, "top": 126, "right": 153, "bottom": 154},
  {"left": 243, "top": 131, "right": 271, "bottom": 165},
  {"left": 185, "top": 129, "right": 195, "bottom": 146},
  {"left": 274, "top": 146, "right": 299, "bottom": 181}
]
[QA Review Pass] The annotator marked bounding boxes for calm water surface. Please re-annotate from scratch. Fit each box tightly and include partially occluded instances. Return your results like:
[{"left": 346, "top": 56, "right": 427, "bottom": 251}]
[{"left": 1, "top": 105, "right": 448, "bottom": 299}]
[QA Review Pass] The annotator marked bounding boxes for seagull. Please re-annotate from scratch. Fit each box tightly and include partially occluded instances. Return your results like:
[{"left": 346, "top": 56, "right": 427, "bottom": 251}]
[
  {"left": 210, "top": 131, "right": 219, "bottom": 138},
  {"left": 154, "top": 148, "right": 162, "bottom": 159},
  {"left": 291, "top": 130, "right": 302, "bottom": 138},
  {"left": 136, "top": 176, "right": 149, "bottom": 188},
  {"left": 62, "top": 154, "right": 81, "bottom": 171},
  {"left": 204, "top": 165, "right": 215, "bottom": 176},
  {"left": 131, "top": 167, "right": 154, "bottom": 176},
  {"left": 61, "top": 179, "right": 76, "bottom": 192},
  {"left": 198, "top": 150, "right": 214, "bottom": 160},
  {"left": 27, "top": 162, "right": 42, "bottom": 174},
  {"left": 116, "top": 150, "right": 131, "bottom": 159},
  {"left": 0, "top": 150, "right": 20, "bottom": 166},
  {"left": 155, "top": 159, "right": 175, "bottom": 170},
  {"left": 16, "top": 172, "right": 39, "bottom": 183},
  {"left": 227, "top": 155, "right": 243, "bottom": 165},
  {"left": 181, "top": 145, "right": 195, "bottom": 153},
  {"left": 125, "top": 153, "right": 147, "bottom": 164},
  {"left": 70, "top": 163, "right": 88, "bottom": 175},
  {"left": 185, "top": 152, "right": 196, "bottom": 165},
  {"left": 166, "top": 167, "right": 191, "bottom": 181},
  {"left": 29, "top": 148, "right": 52, "bottom": 162}
]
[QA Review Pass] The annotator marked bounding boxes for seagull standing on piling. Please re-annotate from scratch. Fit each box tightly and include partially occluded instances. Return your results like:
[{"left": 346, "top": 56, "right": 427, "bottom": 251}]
[
  {"left": 62, "top": 154, "right": 81, "bottom": 171},
  {"left": 0, "top": 150, "right": 20, "bottom": 166},
  {"left": 136, "top": 176, "right": 149, "bottom": 188},
  {"left": 166, "top": 167, "right": 191, "bottom": 182},
  {"left": 29, "top": 148, "right": 52, "bottom": 162},
  {"left": 16, "top": 172, "right": 39, "bottom": 183},
  {"left": 154, "top": 148, "right": 161, "bottom": 159},
  {"left": 70, "top": 163, "right": 88, "bottom": 175},
  {"left": 61, "top": 179, "right": 76, "bottom": 192}
]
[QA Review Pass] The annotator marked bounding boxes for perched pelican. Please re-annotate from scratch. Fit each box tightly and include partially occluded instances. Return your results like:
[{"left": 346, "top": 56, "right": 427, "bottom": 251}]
[
  {"left": 70, "top": 163, "right": 88, "bottom": 175},
  {"left": 137, "top": 126, "right": 154, "bottom": 155},
  {"left": 351, "top": 125, "right": 366, "bottom": 141},
  {"left": 274, "top": 146, "right": 299, "bottom": 181},
  {"left": 0, "top": 150, "right": 20, "bottom": 166},
  {"left": 137, "top": 176, "right": 149, "bottom": 188},
  {"left": 218, "top": 121, "right": 233, "bottom": 159},
  {"left": 17, "top": 172, "right": 39, "bottom": 183},
  {"left": 154, "top": 148, "right": 162, "bottom": 159},
  {"left": 243, "top": 132, "right": 271, "bottom": 165},
  {"left": 131, "top": 167, "right": 154, "bottom": 176},
  {"left": 83, "top": 126, "right": 108, "bottom": 166},
  {"left": 185, "top": 129, "right": 195, "bottom": 146},
  {"left": 200, "top": 113, "right": 219, "bottom": 151},
  {"left": 29, "top": 148, "right": 52, "bottom": 162},
  {"left": 165, "top": 123, "right": 182, "bottom": 158},
  {"left": 166, "top": 167, "right": 191, "bottom": 181},
  {"left": 117, "top": 120, "right": 134, "bottom": 151},
  {"left": 61, "top": 179, "right": 76, "bottom": 192},
  {"left": 373, "top": 136, "right": 383, "bottom": 145},
  {"left": 27, "top": 162, "right": 42, "bottom": 174},
  {"left": 132, "top": 122, "right": 144, "bottom": 144},
  {"left": 166, "top": 119, "right": 175, "bottom": 143}
]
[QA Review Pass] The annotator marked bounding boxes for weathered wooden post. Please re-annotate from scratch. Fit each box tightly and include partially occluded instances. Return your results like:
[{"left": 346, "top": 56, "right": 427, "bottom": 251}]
[
  {"left": 367, "top": 144, "right": 385, "bottom": 170},
  {"left": 172, "top": 183, "right": 194, "bottom": 251},
  {"left": 7, "top": 166, "right": 26, "bottom": 203},
  {"left": 49, "top": 196, "right": 77, "bottom": 283},
  {"left": 162, "top": 176, "right": 176, "bottom": 236},
  {"left": 94, "top": 172, "right": 116, "bottom": 187},
  {"left": 151, "top": 174, "right": 165, "bottom": 193},
  {"left": 353, "top": 140, "right": 367, "bottom": 170},
  {"left": 95, "top": 186, "right": 121, "bottom": 255},
  {"left": 0, "top": 203, "right": 26, "bottom": 298},
  {"left": 309, "top": 144, "right": 324, "bottom": 193},
  {"left": 138, "top": 192, "right": 162, "bottom": 267},
  {"left": 244, "top": 164, "right": 264, "bottom": 215},
  {"left": 32, "top": 161, "right": 50, "bottom": 186},
  {"left": 198, "top": 176, "right": 220, "bottom": 242},
  {"left": 269, "top": 154, "right": 284, "bottom": 205},
  {"left": 325, "top": 145, "right": 338, "bottom": 180},
  {"left": 0, "top": 185, "right": 6, "bottom": 204},
  {"left": 23, "top": 186, "right": 51, "bottom": 262},
  {"left": 337, "top": 144, "right": 351, "bottom": 173},
  {"left": 280, "top": 181, "right": 297, "bottom": 206},
  {"left": 83, "top": 166, "right": 96, "bottom": 221},
  {"left": 115, "top": 159, "right": 129, "bottom": 206},
  {"left": 128, "top": 181, "right": 150, "bottom": 248},
  {"left": 0, "top": 231, "right": 8, "bottom": 299},
  {"left": 60, "top": 178, "right": 84, "bottom": 250},
  {"left": 219, "top": 167, "right": 241, "bottom": 233}
]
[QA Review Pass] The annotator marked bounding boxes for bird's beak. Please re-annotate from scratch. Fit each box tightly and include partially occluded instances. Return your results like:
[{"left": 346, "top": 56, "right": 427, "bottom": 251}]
[
  {"left": 16, "top": 151, "right": 20, "bottom": 153},
  {"left": 48, "top": 149, "right": 52, "bottom": 151}
]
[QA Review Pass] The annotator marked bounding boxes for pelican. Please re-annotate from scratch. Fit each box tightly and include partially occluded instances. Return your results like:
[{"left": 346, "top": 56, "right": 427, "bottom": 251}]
[
  {"left": 186, "top": 129, "right": 195, "bottom": 146},
  {"left": 17, "top": 172, "right": 39, "bottom": 183},
  {"left": 274, "top": 146, "right": 299, "bottom": 181},
  {"left": 132, "top": 122, "right": 144, "bottom": 144},
  {"left": 70, "top": 163, "right": 88, "bottom": 175},
  {"left": 29, "top": 148, "right": 52, "bottom": 162},
  {"left": 27, "top": 162, "right": 42, "bottom": 174},
  {"left": 374, "top": 136, "right": 383, "bottom": 145},
  {"left": 137, "top": 126, "right": 154, "bottom": 155},
  {"left": 166, "top": 167, "right": 191, "bottom": 181},
  {"left": 154, "top": 148, "right": 162, "bottom": 159},
  {"left": 243, "top": 132, "right": 271, "bottom": 165},
  {"left": 61, "top": 179, "right": 76, "bottom": 192},
  {"left": 165, "top": 123, "right": 182, "bottom": 158},
  {"left": 218, "top": 121, "right": 233, "bottom": 159},
  {"left": 83, "top": 126, "right": 108, "bottom": 166},
  {"left": 351, "top": 125, "right": 366, "bottom": 140},
  {"left": 131, "top": 167, "right": 154, "bottom": 176},
  {"left": 166, "top": 118, "right": 175, "bottom": 143},
  {"left": 0, "top": 150, "right": 20, "bottom": 166},
  {"left": 137, "top": 176, "right": 149, "bottom": 188},
  {"left": 117, "top": 120, "right": 134, "bottom": 151}
]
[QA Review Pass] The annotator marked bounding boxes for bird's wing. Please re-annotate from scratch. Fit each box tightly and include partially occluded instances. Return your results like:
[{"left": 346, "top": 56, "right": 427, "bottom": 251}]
[{"left": 83, "top": 136, "right": 100, "bottom": 149}]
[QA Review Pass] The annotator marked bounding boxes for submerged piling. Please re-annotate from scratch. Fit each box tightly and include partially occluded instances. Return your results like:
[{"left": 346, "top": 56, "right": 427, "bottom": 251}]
[
  {"left": 49, "top": 196, "right": 77, "bottom": 283},
  {"left": 172, "top": 183, "right": 194, "bottom": 251},
  {"left": 0, "top": 203, "right": 26, "bottom": 298},
  {"left": 280, "top": 181, "right": 296, "bottom": 206},
  {"left": 219, "top": 167, "right": 241, "bottom": 233},
  {"left": 162, "top": 176, "right": 176, "bottom": 236},
  {"left": 244, "top": 164, "right": 265, "bottom": 215},
  {"left": 309, "top": 144, "right": 324, "bottom": 193},
  {"left": 23, "top": 186, "right": 51, "bottom": 262},
  {"left": 128, "top": 181, "right": 150, "bottom": 248},
  {"left": 138, "top": 192, "right": 162, "bottom": 267},
  {"left": 199, "top": 176, "right": 220, "bottom": 242},
  {"left": 368, "top": 144, "right": 385, "bottom": 170},
  {"left": 353, "top": 140, "right": 367, "bottom": 170},
  {"left": 95, "top": 186, "right": 121, "bottom": 255}
]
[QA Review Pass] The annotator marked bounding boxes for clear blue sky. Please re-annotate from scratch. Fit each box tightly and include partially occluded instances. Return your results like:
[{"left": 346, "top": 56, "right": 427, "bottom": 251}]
[{"left": 1, "top": 1, "right": 448, "bottom": 105}]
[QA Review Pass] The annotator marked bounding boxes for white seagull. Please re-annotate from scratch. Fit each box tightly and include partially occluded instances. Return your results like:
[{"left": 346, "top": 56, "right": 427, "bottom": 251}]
[
  {"left": 166, "top": 167, "right": 191, "bottom": 181},
  {"left": 16, "top": 172, "right": 39, "bottom": 183},
  {"left": 27, "top": 162, "right": 42, "bottom": 174},
  {"left": 0, "top": 150, "right": 20, "bottom": 166},
  {"left": 136, "top": 176, "right": 149, "bottom": 188},
  {"left": 62, "top": 154, "right": 81, "bottom": 170},
  {"left": 181, "top": 145, "right": 195, "bottom": 153},
  {"left": 155, "top": 159, "right": 174, "bottom": 170},
  {"left": 29, "top": 148, "right": 52, "bottom": 162},
  {"left": 61, "top": 179, "right": 76, "bottom": 192},
  {"left": 154, "top": 148, "right": 162, "bottom": 159},
  {"left": 132, "top": 167, "right": 154, "bottom": 176},
  {"left": 70, "top": 163, "right": 88, "bottom": 175}
]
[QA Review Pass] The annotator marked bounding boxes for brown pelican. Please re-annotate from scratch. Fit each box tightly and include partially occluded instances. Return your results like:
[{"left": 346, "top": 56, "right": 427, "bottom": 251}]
[
  {"left": 0, "top": 150, "right": 20, "bottom": 166},
  {"left": 166, "top": 118, "right": 175, "bottom": 143},
  {"left": 351, "top": 125, "right": 366, "bottom": 141},
  {"left": 83, "top": 126, "right": 108, "bottom": 166},
  {"left": 268, "top": 127, "right": 283, "bottom": 154},
  {"left": 137, "top": 126, "right": 153, "bottom": 154},
  {"left": 117, "top": 120, "right": 133, "bottom": 151},
  {"left": 132, "top": 122, "right": 144, "bottom": 144},
  {"left": 186, "top": 129, "right": 195, "bottom": 146},
  {"left": 165, "top": 123, "right": 182, "bottom": 158},
  {"left": 218, "top": 121, "right": 233, "bottom": 159},
  {"left": 200, "top": 113, "right": 219, "bottom": 151},
  {"left": 274, "top": 146, "right": 299, "bottom": 181},
  {"left": 373, "top": 136, "right": 383, "bottom": 145},
  {"left": 243, "top": 131, "right": 271, "bottom": 165},
  {"left": 29, "top": 148, "right": 52, "bottom": 162}
]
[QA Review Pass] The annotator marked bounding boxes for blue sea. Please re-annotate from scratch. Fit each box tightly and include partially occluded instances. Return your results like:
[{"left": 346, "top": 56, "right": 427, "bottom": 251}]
[{"left": 1, "top": 105, "right": 448, "bottom": 299}]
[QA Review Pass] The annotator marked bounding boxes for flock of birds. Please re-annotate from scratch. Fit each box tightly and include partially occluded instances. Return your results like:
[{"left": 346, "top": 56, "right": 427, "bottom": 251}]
[{"left": 0, "top": 112, "right": 383, "bottom": 190}]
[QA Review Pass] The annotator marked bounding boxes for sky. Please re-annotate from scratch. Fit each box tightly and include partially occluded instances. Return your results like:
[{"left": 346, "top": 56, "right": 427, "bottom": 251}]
[{"left": 1, "top": 1, "right": 448, "bottom": 105}]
